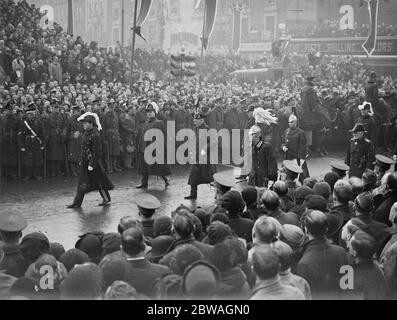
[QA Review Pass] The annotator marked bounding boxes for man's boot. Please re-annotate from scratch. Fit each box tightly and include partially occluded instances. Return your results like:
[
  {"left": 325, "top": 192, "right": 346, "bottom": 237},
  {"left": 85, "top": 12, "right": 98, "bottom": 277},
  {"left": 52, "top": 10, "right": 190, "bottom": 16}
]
[{"left": 184, "top": 185, "right": 197, "bottom": 200}]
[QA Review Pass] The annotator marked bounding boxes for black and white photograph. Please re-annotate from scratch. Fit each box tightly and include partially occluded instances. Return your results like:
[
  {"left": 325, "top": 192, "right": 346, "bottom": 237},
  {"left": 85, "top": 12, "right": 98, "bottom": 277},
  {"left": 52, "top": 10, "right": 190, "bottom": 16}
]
[{"left": 0, "top": 0, "right": 397, "bottom": 303}]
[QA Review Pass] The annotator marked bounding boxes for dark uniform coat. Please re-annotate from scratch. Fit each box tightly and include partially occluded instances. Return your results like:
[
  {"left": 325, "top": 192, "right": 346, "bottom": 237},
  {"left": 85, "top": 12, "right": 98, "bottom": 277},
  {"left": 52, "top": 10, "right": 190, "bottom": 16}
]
[
  {"left": 47, "top": 112, "right": 67, "bottom": 161},
  {"left": 65, "top": 115, "right": 83, "bottom": 163},
  {"left": 357, "top": 115, "right": 377, "bottom": 146},
  {"left": 0, "top": 114, "right": 19, "bottom": 165},
  {"left": 77, "top": 127, "right": 114, "bottom": 194},
  {"left": 102, "top": 112, "right": 121, "bottom": 156},
  {"left": 18, "top": 117, "right": 45, "bottom": 167},
  {"left": 345, "top": 137, "right": 375, "bottom": 178},
  {"left": 188, "top": 123, "right": 217, "bottom": 186},
  {"left": 137, "top": 118, "right": 171, "bottom": 177}
]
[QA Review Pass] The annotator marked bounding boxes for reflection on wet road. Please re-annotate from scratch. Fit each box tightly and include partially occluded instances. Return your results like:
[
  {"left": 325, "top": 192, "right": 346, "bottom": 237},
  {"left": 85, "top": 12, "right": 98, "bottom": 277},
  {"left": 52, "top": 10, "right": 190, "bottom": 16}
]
[{"left": 0, "top": 157, "right": 334, "bottom": 249}]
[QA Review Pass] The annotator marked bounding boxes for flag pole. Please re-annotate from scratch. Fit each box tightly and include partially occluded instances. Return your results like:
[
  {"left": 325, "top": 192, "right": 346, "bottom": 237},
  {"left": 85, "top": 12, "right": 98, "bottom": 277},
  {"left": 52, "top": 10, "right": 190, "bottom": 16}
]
[
  {"left": 201, "top": 0, "right": 207, "bottom": 63},
  {"left": 130, "top": 0, "right": 138, "bottom": 89}
]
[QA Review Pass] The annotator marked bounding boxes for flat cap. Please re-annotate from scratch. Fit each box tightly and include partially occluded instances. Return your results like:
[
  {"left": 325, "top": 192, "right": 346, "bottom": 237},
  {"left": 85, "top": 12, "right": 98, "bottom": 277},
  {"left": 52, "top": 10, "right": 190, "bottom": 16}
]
[
  {"left": 213, "top": 173, "right": 236, "bottom": 188},
  {"left": 330, "top": 161, "right": 350, "bottom": 173},
  {"left": 375, "top": 154, "right": 394, "bottom": 170},
  {"left": 283, "top": 160, "right": 303, "bottom": 174},
  {"left": 0, "top": 212, "right": 28, "bottom": 232},
  {"left": 135, "top": 193, "right": 161, "bottom": 210}
]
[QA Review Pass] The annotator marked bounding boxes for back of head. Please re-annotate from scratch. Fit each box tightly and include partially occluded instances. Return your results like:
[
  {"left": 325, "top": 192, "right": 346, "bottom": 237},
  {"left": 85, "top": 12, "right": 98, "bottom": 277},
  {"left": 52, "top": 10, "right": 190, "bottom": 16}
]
[
  {"left": 279, "top": 224, "right": 305, "bottom": 250},
  {"left": 153, "top": 216, "right": 173, "bottom": 238},
  {"left": 304, "top": 195, "right": 328, "bottom": 212},
  {"left": 261, "top": 190, "right": 280, "bottom": 211},
  {"left": 207, "top": 222, "right": 233, "bottom": 245},
  {"left": 294, "top": 186, "right": 313, "bottom": 204},
  {"left": 253, "top": 216, "right": 281, "bottom": 244},
  {"left": 118, "top": 216, "right": 140, "bottom": 234},
  {"left": 172, "top": 244, "right": 204, "bottom": 275},
  {"left": 194, "top": 209, "right": 211, "bottom": 231},
  {"left": 242, "top": 186, "right": 258, "bottom": 205},
  {"left": 273, "top": 241, "right": 293, "bottom": 272},
  {"left": 59, "top": 249, "right": 90, "bottom": 272},
  {"left": 100, "top": 258, "right": 129, "bottom": 291},
  {"left": 210, "top": 212, "right": 230, "bottom": 225},
  {"left": 273, "top": 181, "right": 288, "bottom": 197},
  {"left": 313, "top": 182, "right": 331, "bottom": 201},
  {"left": 387, "top": 172, "right": 397, "bottom": 191},
  {"left": 324, "top": 172, "right": 340, "bottom": 192},
  {"left": 20, "top": 232, "right": 50, "bottom": 264},
  {"left": 182, "top": 261, "right": 220, "bottom": 299},
  {"left": 173, "top": 213, "right": 194, "bottom": 239},
  {"left": 223, "top": 237, "right": 248, "bottom": 265},
  {"left": 105, "top": 281, "right": 138, "bottom": 300},
  {"left": 303, "top": 178, "right": 317, "bottom": 189},
  {"left": 252, "top": 245, "right": 280, "bottom": 280},
  {"left": 350, "top": 230, "right": 377, "bottom": 260},
  {"left": 75, "top": 233, "right": 103, "bottom": 261},
  {"left": 349, "top": 177, "right": 364, "bottom": 197},
  {"left": 362, "top": 170, "right": 377, "bottom": 191},
  {"left": 9, "top": 277, "right": 37, "bottom": 300},
  {"left": 333, "top": 180, "right": 353, "bottom": 204},
  {"left": 60, "top": 263, "right": 102, "bottom": 300},
  {"left": 209, "top": 242, "right": 238, "bottom": 273},
  {"left": 390, "top": 202, "right": 397, "bottom": 225},
  {"left": 121, "top": 227, "right": 145, "bottom": 256},
  {"left": 304, "top": 210, "right": 328, "bottom": 238},
  {"left": 354, "top": 193, "right": 374, "bottom": 216}
]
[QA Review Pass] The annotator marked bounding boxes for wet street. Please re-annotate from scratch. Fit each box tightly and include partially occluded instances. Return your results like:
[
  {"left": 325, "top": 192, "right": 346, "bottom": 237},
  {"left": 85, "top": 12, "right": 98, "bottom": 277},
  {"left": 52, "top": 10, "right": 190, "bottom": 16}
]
[{"left": 0, "top": 156, "right": 338, "bottom": 249}]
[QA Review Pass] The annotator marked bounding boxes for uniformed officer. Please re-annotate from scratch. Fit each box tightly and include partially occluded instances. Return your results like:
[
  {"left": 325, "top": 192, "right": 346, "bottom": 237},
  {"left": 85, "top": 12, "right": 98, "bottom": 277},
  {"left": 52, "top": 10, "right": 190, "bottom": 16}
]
[
  {"left": 208, "top": 173, "right": 236, "bottom": 214},
  {"left": 330, "top": 161, "right": 350, "bottom": 179},
  {"left": 67, "top": 113, "right": 114, "bottom": 209},
  {"left": 345, "top": 123, "right": 375, "bottom": 178},
  {"left": 135, "top": 193, "right": 161, "bottom": 238},
  {"left": 357, "top": 101, "right": 377, "bottom": 146},
  {"left": 374, "top": 154, "right": 395, "bottom": 187},
  {"left": 185, "top": 111, "right": 217, "bottom": 200},
  {"left": 0, "top": 212, "right": 29, "bottom": 277},
  {"left": 280, "top": 160, "right": 303, "bottom": 200}
]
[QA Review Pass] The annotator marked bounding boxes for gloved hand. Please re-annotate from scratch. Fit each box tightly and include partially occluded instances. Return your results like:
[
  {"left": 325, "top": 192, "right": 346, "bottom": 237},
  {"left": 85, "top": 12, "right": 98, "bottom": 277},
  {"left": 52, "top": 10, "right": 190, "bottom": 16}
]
[
  {"left": 88, "top": 166, "right": 94, "bottom": 171},
  {"left": 282, "top": 146, "right": 288, "bottom": 153},
  {"left": 21, "top": 148, "right": 26, "bottom": 152}
]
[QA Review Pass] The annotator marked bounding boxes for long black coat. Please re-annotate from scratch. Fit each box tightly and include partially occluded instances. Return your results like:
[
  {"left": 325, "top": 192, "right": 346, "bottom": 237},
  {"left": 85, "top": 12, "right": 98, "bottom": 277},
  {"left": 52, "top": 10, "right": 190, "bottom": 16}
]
[
  {"left": 18, "top": 118, "right": 45, "bottom": 167},
  {"left": 345, "top": 137, "right": 375, "bottom": 178},
  {"left": 188, "top": 123, "right": 217, "bottom": 186},
  {"left": 137, "top": 118, "right": 171, "bottom": 177},
  {"left": 77, "top": 128, "right": 114, "bottom": 194}
]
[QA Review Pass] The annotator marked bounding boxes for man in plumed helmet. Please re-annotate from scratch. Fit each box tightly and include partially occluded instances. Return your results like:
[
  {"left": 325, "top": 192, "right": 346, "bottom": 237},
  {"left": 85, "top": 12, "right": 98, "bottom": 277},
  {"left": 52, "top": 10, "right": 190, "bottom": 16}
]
[{"left": 67, "top": 113, "right": 114, "bottom": 209}]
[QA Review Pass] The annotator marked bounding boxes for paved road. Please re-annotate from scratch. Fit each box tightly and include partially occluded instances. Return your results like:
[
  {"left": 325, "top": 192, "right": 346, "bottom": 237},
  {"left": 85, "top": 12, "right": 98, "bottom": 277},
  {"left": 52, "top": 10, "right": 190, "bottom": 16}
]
[{"left": 0, "top": 156, "right": 341, "bottom": 249}]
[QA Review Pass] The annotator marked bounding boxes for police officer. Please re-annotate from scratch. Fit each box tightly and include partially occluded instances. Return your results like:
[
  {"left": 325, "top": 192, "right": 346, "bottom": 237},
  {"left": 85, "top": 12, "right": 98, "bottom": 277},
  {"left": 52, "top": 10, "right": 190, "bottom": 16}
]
[
  {"left": 135, "top": 193, "right": 161, "bottom": 238},
  {"left": 330, "top": 161, "right": 350, "bottom": 179},
  {"left": 0, "top": 212, "right": 29, "bottom": 277},
  {"left": 374, "top": 154, "right": 395, "bottom": 187},
  {"left": 207, "top": 173, "right": 236, "bottom": 214},
  {"left": 280, "top": 160, "right": 303, "bottom": 201},
  {"left": 357, "top": 101, "right": 377, "bottom": 147},
  {"left": 185, "top": 111, "right": 217, "bottom": 200},
  {"left": 345, "top": 123, "right": 375, "bottom": 178},
  {"left": 67, "top": 113, "right": 114, "bottom": 209}
]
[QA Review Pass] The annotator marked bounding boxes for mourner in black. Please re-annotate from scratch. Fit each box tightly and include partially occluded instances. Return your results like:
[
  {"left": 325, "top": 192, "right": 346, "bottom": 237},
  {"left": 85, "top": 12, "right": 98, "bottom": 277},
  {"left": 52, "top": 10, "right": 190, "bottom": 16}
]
[
  {"left": 345, "top": 123, "right": 375, "bottom": 178},
  {"left": 136, "top": 102, "right": 171, "bottom": 190},
  {"left": 185, "top": 111, "right": 217, "bottom": 200},
  {"left": 67, "top": 113, "right": 114, "bottom": 209}
]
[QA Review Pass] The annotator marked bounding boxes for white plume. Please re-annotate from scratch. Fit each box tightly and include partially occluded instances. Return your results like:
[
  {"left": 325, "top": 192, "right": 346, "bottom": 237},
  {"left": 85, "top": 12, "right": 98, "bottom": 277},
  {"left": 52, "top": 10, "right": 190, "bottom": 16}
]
[{"left": 78, "top": 112, "right": 103, "bottom": 131}]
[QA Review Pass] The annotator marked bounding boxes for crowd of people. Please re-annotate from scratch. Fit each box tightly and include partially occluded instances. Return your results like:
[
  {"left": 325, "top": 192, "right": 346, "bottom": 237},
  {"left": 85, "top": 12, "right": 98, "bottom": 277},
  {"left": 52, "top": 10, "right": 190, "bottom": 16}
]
[
  {"left": 288, "top": 21, "right": 397, "bottom": 39},
  {"left": 1, "top": 167, "right": 397, "bottom": 300}
]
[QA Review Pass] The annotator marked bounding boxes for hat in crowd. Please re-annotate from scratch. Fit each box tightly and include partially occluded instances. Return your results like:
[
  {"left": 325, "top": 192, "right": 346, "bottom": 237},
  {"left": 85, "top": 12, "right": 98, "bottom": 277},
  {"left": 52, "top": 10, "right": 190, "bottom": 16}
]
[
  {"left": 49, "top": 242, "right": 66, "bottom": 260},
  {"left": 351, "top": 123, "right": 366, "bottom": 133},
  {"left": 8, "top": 277, "right": 37, "bottom": 300},
  {"left": 147, "top": 235, "right": 174, "bottom": 261},
  {"left": 59, "top": 249, "right": 90, "bottom": 272},
  {"left": 279, "top": 224, "right": 305, "bottom": 249},
  {"left": 221, "top": 191, "right": 245, "bottom": 214},
  {"left": 146, "top": 102, "right": 159, "bottom": 114},
  {"left": 105, "top": 281, "right": 138, "bottom": 300},
  {"left": 102, "top": 233, "right": 122, "bottom": 256},
  {"left": 20, "top": 232, "right": 50, "bottom": 264},
  {"left": 313, "top": 182, "right": 331, "bottom": 201},
  {"left": 375, "top": 154, "right": 395, "bottom": 171},
  {"left": 153, "top": 216, "right": 172, "bottom": 237},
  {"left": 171, "top": 244, "right": 204, "bottom": 275},
  {"left": 60, "top": 263, "right": 102, "bottom": 300},
  {"left": 182, "top": 261, "right": 220, "bottom": 299},
  {"left": 118, "top": 216, "right": 141, "bottom": 234},
  {"left": 0, "top": 211, "right": 27, "bottom": 232},
  {"left": 294, "top": 186, "right": 314, "bottom": 203},
  {"left": 135, "top": 194, "right": 161, "bottom": 210},
  {"left": 75, "top": 232, "right": 104, "bottom": 262},
  {"left": 213, "top": 173, "right": 236, "bottom": 189},
  {"left": 242, "top": 187, "right": 258, "bottom": 205},
  {"left": 362, "top": 170, "right": 377, "bottom": 190},
  {"left": 283, "top": 160, "right": 303, "bottom": 175},
  {"left": 323, "top": 172, "right": 340, "bottom": 191},
  {"left": 304, "top": 195, "right": 328, "bottom": 212},
  {"left": 330, "top": 161, "right": 349, "bottom": 177},
  {"left": 303, "top": 177, "right": 317, "bottom": 189},
  {"left": 151, "top": 274, "right": 183, "bottom": 300}
]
